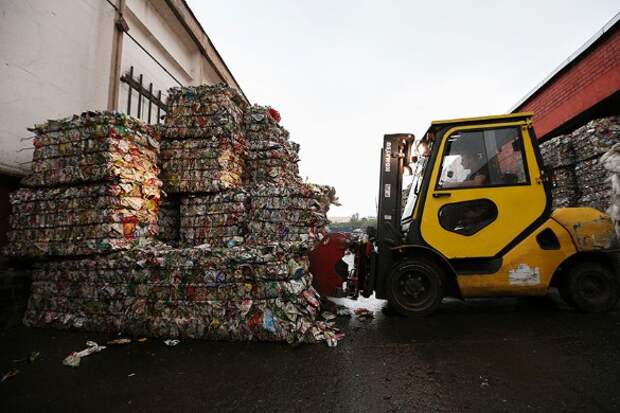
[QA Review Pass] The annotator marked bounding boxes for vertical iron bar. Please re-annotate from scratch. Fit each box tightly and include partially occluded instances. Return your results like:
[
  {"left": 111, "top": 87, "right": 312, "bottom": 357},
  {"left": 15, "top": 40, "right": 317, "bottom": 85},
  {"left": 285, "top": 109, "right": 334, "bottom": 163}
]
[
  {"left": 126, "top": 66, "right": 134, "bottom": 115},
  {"left": 157, "top": 91, "right": 162, "bottom": 124},
  {"left": 137, "top": 74, "right": 143, "bottom": 119},
  {"left": 148, "top": 82, "right": 153, "bottom": 123}
]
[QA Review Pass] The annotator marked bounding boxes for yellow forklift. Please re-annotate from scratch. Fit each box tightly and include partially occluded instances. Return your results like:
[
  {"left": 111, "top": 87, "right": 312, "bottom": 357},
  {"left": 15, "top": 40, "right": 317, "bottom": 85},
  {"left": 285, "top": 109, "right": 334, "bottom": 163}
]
[{"left": 314, "top": 112, "right": 619, "bottom": 316}]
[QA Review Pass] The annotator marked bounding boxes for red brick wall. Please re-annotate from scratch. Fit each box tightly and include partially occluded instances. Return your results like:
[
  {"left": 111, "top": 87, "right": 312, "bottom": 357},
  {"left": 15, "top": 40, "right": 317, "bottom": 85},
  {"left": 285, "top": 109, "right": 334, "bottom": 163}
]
[{"left": 517, "top": 26, "right": 620, "bottom": 139}]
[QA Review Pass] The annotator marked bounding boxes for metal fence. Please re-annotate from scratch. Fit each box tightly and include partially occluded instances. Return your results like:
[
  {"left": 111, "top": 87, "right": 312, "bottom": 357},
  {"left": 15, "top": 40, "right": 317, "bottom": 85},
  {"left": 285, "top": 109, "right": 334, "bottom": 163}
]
[{"left": 120, "top": 66, "right": 168, "bottom": 124}]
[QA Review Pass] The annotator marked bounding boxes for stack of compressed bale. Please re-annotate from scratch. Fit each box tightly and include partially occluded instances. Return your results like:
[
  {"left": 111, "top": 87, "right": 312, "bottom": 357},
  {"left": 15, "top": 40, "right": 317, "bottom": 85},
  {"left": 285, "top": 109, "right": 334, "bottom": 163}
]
[
  {"left": 571, "top": 117, "right": 620, "bottom": 212},
  {"left": 160, "top": 84, "right": 248, "bottom": 247},
  {"left": 247, "top": 183, "right": 335, "bottom": 250},
  {"left": 538, "top": 116, "right": 620, "bottom": 211},
  {"left": 17, "top": 93, "right": 343, "bottom": 346},
  {"left": 159, "top": 84, "right": 247, "bottom": 193},
  {"left": 539, "top": 134, "right": 579, "bottom": 208},
  {"left": 242, "top": 105, "right": 336, "bottom": 251},
  {"left": 5, "top": 111, "right": 161, "bottom": 257},
  {"left": 23, "top": 241, "right": 340, "bottom": 344},
  {"left": 601, "top": 143, "right": 620, "bottom": 237},
  {"left": 179, "top": 190, "right": 248, "bottom": 247},
  {"left": 242, "top": 105, "right": 301, "bottom": 185}
]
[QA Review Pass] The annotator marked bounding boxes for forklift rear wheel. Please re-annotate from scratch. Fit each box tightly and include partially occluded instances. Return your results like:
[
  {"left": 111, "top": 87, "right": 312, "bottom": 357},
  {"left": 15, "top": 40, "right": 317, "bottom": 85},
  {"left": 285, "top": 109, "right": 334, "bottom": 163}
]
[
  {"left": 567, "top": 262, "right": 618, "bottom": 313},
  {"left": 386, "top": 258, "right": 445, "bottom": 317}
]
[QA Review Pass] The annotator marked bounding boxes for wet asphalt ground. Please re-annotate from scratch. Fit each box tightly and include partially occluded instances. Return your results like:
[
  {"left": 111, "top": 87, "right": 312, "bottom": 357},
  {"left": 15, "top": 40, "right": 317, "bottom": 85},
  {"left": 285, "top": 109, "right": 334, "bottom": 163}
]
[{"left": 1, "top": 292, "right": 619, "bottom": 413}]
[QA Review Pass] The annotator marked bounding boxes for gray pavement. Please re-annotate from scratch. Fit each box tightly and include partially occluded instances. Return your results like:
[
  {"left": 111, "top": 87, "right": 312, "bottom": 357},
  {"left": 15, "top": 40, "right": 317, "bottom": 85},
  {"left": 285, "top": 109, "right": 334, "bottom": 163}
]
[{"left": 1, "top": 292, "right": 619, "bottom": 413}]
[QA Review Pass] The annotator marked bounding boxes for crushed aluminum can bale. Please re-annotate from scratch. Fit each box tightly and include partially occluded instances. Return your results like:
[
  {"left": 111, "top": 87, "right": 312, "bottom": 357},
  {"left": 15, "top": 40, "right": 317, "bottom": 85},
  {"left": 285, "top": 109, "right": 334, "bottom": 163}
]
[
  {"left": 159, "top": 84, "right": 247, "bottom": 194},
  {"left": 62, "top": 341, "right": 106, "bottom": 368},
  {"left": 164, "top": 339, "right": 180, "bottom": 347},
  {"left": 1, "top": 369, "right": 19, "bottom": 383},
  {"left": 4, "top": 111, "right": 161, "bottom": 258}
]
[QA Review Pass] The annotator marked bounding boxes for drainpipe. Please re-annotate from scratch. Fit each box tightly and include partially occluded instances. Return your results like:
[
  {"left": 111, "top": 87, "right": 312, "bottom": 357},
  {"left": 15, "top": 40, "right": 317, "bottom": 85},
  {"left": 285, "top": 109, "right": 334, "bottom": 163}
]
[{"left": 107, "top": 0, "right": 127, "bottom": 111}]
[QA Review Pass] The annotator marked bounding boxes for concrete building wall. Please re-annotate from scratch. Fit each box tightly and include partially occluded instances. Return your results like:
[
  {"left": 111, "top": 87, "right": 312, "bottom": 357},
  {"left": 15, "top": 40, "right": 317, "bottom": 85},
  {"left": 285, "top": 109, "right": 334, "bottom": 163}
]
[
  {"left": 0, "top": 0, "right": 244, "bottom": 176},
  {"left": 0, "top": 0, "right": 116, "bottom": 176}
]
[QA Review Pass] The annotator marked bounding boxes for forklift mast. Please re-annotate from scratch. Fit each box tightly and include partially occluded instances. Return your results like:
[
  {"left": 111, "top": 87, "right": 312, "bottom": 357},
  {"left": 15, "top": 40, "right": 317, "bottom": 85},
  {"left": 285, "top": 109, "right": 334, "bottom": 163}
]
[{"left": 373, "top": 133, "right": 415, "bottom": 296}]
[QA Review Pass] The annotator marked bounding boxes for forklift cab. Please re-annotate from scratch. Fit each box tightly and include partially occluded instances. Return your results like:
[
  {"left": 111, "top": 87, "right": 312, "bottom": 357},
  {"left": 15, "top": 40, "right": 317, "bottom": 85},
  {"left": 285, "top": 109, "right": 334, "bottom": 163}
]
[{"left": 353, "top": 112, "right": 619, "bottom": 316}]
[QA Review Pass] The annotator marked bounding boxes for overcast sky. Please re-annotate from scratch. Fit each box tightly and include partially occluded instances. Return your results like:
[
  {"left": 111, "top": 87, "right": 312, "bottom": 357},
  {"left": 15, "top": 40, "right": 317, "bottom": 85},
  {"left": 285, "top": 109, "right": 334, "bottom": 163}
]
[{"left": 188, "top": 1, "right": 619, "bottom": 217}]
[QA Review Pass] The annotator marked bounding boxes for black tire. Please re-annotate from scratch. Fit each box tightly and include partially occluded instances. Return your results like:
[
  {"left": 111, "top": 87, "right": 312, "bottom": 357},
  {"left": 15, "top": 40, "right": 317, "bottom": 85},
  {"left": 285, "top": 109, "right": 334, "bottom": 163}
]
[
  {"left": 566, "top": 261, "right": 618, "bottom": 313},
  {"left": 386, "top": 257, "right": 445, "bottom": 317}
]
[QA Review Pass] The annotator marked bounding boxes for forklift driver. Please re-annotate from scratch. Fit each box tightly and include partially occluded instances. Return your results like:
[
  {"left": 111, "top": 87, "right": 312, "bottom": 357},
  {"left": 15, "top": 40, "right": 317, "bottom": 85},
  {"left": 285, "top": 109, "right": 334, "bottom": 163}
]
[{"left": 443, "top": 152, "right": 488, "bottom": 188}]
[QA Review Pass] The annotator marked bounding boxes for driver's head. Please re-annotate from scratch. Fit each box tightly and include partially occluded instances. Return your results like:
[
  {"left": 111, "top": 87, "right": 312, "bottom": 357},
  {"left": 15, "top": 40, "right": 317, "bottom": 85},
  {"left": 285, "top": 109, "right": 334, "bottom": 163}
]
[{"left": 461, "top": 152, "right": 478, "bottom": 170}]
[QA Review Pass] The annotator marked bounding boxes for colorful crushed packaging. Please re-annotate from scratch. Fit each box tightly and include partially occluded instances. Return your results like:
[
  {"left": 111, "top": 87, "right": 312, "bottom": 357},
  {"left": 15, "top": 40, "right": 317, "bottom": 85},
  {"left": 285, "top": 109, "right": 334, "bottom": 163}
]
[
  {"left": 5, "top": 182, "right": 160, "bottom": 257},
  {"left": 161, "top": 83, "right": 247, "bottom": 140},
  {"left": 22, "top": 111, "right": 160, "bottom": 187},
  {"left": 24, "top": 243, "right": 343, "bottom": 345},
  {"left": 242, "top": 105, "right": 301, "bottom": 185},
  {"left": 5, "top": 111, "right": 161, "bottom": 258},
  {"left": 246, "top": 182, "right": 337, "bottom": 249},
  {"left": 539, "top": 116, "right": 620, "bottom": 211},
  {"left": 179, "top": 190, "right": 248, "bottom": 247},
  {"left": 159, "top": 84, "right": 247, "bottom": 193},
  {"left": 160, "top": 136, "right": 246, "bottom": 193}
]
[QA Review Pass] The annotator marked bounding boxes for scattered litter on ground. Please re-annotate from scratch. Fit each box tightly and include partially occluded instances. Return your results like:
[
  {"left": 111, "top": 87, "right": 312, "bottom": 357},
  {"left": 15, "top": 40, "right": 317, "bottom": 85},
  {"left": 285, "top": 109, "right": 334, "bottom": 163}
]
[
  {"left": 62, "top": 341, "right": 106, "bottom": 368},
  {"left": 480, "top": 376, "right": 489, "bottom": 388},
  {"left": 354, "top": 308, "right": 374, "bottom": 321},
  {"left": 13, "top": 351, "right": 40, "bottom": 364},
  {"left": 336, "top": 306, "right": 352, "bottom": 317},
  {"left": 107, "top": 338, "right": 132, "bottom": 345},
  {"left": 164, "top": 339, "right": 180, "bottom": 347},
  {"left": 1, "top": 369, "right": 19, "bottom": 383}
]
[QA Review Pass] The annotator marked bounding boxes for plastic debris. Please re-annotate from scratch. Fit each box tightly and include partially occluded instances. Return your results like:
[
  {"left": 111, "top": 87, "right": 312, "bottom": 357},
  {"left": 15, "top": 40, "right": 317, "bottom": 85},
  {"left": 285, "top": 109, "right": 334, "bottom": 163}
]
[
  {"left": 1, "top": 369, "right": 20, "bottom": 383},
  {"left": 62, "top": 341, "right": 106, "bottom": 368},
  {"left": 164, "top": 339, "right": 180, "bottom": 347},
  {"left": 354, "top": 308, "right": 374, "bottom": 321},
  {"left": 107, "top": 338, "right": 132, "bottom": 345},
  {"left": 13, "top": 351, "right": 40, "bottom": 364}
]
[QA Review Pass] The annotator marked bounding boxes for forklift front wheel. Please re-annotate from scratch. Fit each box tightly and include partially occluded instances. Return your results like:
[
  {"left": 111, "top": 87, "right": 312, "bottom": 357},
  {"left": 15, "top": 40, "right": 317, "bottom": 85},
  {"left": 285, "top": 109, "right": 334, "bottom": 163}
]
[
  {"left": 566, "top": 261, "right": 618, "bottom": 313},
  {"left": 386, "top": 257, "right": 445, "bottom": 317}
]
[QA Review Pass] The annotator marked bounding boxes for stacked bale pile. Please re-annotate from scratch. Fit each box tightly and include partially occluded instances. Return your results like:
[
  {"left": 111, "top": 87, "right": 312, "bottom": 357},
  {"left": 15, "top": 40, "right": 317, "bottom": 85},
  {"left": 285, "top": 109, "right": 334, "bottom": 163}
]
[
  {"left": 179, "top": 190, "right": 248, "bottom": 247},
  {"left": 5, "top": 111, "right": 161, "bottom": 257},
  {"left": 24, "top": 243, "right": 337, "bottom": 344},
  {"left": 159, "top": 84, "right": 247, "bottom": 193},
  {"left": 602, "top": 143, "right": 620, "bottom": 237},
  {"left": 243, "top": 105, "right": 301, "bottom": 185},
  {"left": 242, "top": 105, "right": 334, "bottom": 251},
  {"left": 539, "top": 116, "right": 620, "bottom": 211},
  {"left": 539, "top": 134, "right": 578, "bottom": 208},
  {"left": 161, "top": 85, "right": 248, "bottom": 247}
]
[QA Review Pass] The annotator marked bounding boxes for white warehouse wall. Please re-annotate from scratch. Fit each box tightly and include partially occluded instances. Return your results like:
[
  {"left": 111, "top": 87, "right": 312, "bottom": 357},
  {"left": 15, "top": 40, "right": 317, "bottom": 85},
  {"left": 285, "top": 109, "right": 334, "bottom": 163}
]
[
  {"left": 0, "top": 0, "right": 231, "bottom": 176},
  {"left": 0, "top": 0, "right": 116, "bottom": 175}
]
